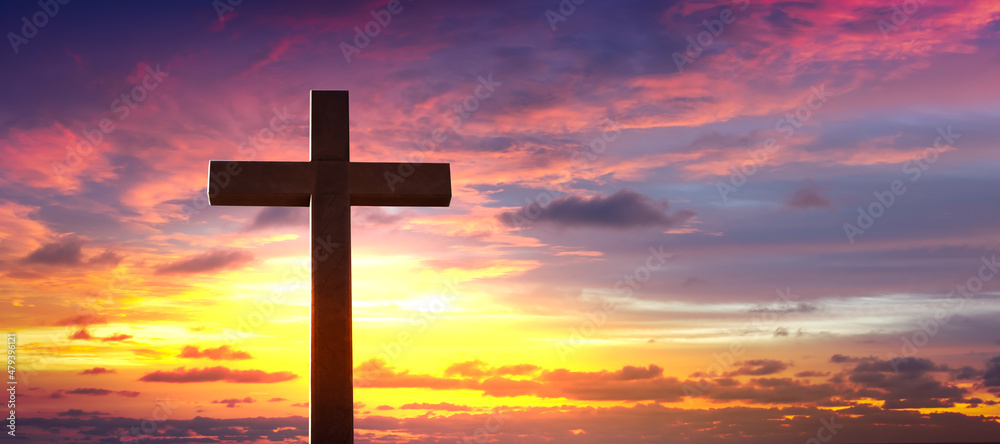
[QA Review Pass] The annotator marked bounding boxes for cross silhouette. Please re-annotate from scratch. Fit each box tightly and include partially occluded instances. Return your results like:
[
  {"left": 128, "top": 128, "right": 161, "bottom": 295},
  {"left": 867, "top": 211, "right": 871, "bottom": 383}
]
[{"left": 207, "top": 90, "right": 451, "bottom": 442}]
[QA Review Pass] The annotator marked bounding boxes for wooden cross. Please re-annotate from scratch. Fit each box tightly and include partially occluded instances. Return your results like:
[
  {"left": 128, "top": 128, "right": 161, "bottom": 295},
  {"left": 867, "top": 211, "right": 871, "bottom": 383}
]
[{"left": 207, "top": 90, "right": 451, "bottom": 442}]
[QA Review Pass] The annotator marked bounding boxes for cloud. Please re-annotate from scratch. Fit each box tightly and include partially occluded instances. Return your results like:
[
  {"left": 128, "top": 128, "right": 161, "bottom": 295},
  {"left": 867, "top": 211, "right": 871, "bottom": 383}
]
[
  {"left": 786, "top": 179, "right": 833, "bottom": 210},
  {"left": 54, "top": 315, "right": 108, "bottom": 326},
  {"left": 23, "top": 236, "right": 85, "bottom": 265},
  {"left": 444, "top": 360, "right": 489, "bottom": 378},
  {"left": 443, "top": 360, "right": 541, "bottom": 379},
  {"left": 70, "top": 329, "right": 92, "bottom": 340},
  {"left": 179, "top": 345, "right": 252, "bottom": 360},
  {"left": 21, "top": 236, "right": 121, "bottom": 268},
  {"left": 213, "top": 396, "right": 255, "bottom": 408},
  {"left": 87, "top": 249, "right": 124, "bottom": 266},
  {"left": 69, "top": 329, "right": 133, "bottom": 342},
  {"left": 830, "top": 354, "right": 875, "bottom": 363},
  {"left": 724, "top": 360, "right": 789, "bottom": 377},
  {"left": 101, "top": 333, "right": 133, "bottom": 342},
  {"left": 291, "top": 402, "right": 308, "bottom": 407},
  {"left": 138, "top": 366, "right": 298, "bottom": 383},
  {"left": 984, "top": 355, "right": 1000, "bottom": 387},
  {"left": 845, "top": 357, "right": 969, "bottom": 409},
  {"left": 398, "top": 402, "right": 471, "bottom": 411},
  {"left": 56, "top": 409, "right": 107, "bottom": 417},
  {"left": 153, "top": 249, "right": 253, "bottom": 275},
  {"left": 499, "top": 189, "right": 693, "bottom": 230},
  {"left": 268, "top": 397, "right": 286, "bottom": 402},
  {"left": 79, "top": 367, "right": 117, "bottom": 375},
  {"left": 795, "top": 371, "right": 831, "bottom": 378},
  {"left": 66, "top": 388, "right": 111, "bottom": 396},
  {"left": 65, "top": 388, "right": 138, "bottom": 397},
  {"left": 242, "top": 207, "right": 308, "bottom": 231}
]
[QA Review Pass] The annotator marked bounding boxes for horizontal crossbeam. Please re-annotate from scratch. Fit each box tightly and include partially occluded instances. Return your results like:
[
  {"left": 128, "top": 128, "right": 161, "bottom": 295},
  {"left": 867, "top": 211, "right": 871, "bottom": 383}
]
[{"left": 207, "top": 161, "right": 451, "bottom": 207}]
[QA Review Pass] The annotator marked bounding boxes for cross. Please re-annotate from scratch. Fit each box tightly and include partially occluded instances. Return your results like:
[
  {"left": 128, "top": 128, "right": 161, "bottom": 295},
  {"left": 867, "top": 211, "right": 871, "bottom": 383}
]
[{"left": 206, "top": 90, "right": 451, "bottom": 442}]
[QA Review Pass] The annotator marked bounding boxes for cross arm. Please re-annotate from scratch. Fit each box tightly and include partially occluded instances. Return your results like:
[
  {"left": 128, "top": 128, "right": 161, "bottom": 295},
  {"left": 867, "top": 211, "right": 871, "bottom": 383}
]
[
  {"left": 208, "top": 161, "right": 315, "bottom": 206},
  {"left": 348, "top": 162, "right": 451, "bottom": 207}
]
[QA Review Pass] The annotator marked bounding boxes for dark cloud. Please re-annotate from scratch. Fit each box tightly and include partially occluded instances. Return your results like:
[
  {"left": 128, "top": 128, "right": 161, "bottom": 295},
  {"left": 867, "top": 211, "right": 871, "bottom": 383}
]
[
  {"left": 56, "top": 409, "right": 107, "bottom": 417},
  {"left": 951, "top": 365, "right": 982, "bottom": 380},
  {"left": 20, "top": 236, "right": 122, "bottom": 268},
  {"left": 23, "top": 236, "right": 85, "bottom": 265},
  {"left": 786, "top": 180, "right": 833, "bottom": 210},
  {"left": 242, "top": 207, "right": 308, "bottom": 231},
  {"left": 847, "top": 357, "right": 969, "bottom": 409},
  {"left": 179, "top": 345, "right": 252, "bottom": 360},
  {"left": 724, "top": 360, "right": 789, "bottom": 377},
  {"left": 79, "top": 367, "right": 117, "bottom": 375},
  {"left": 66, "top": 388, "right": 112, "bottom": 396},
  {"left": 153, "top": 249, "right": 253, "bottom": 275},
  {"left": 619, "top": 364, "right": 664, "bottom": 380},
  {"left": 830, "top": 354, "right": 875, "bottom": 363},
  {"left": 65, "top": 388, "right": 139, "bottom": 397},
  {"left": 138, "top": 366, "right": 297, "bottom": 383},
  {"left": 500, "top": 189, "right": 693, "bottom": 230},
  {"left": 87, "top": 249, "right": 124, "bottom": 266},
  {"left": 213, "top": 396, "right": 255, "bottom": 408},
  {"left": 795, "top": 371, "right": 830, "bottom": 378},
  {"left": 984, "top": 355, "right": 1000, "bottom": 387},
  {"left": 19, "top": 414, "right": 307, "bottom": 442},
  {"left": 101, "top": 333, "right": 133, "bottom": 342}
]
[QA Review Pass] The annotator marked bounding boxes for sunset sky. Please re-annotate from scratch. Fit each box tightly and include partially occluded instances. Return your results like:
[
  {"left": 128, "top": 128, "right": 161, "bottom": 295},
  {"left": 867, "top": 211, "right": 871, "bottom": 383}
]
[{"left": 2, "top": 0, "right": 1000, "bottom": 442}]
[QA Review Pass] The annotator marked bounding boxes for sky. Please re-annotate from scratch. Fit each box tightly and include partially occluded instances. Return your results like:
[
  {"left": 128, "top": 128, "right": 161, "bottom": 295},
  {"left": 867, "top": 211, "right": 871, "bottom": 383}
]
[{"left": 2, "top": 0, "right": 1000, "bottom": 442}]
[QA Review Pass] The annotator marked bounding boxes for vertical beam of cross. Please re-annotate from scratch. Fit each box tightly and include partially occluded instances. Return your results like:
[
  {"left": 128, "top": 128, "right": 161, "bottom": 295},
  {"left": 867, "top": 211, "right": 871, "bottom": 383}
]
[{"left": 207, "top": 90, "right": 452, "bottom": 442}]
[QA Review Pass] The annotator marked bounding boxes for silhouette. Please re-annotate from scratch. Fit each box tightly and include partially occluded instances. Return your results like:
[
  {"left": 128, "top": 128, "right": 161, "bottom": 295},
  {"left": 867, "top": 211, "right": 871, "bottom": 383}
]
[{"left": 207, "top": 90, "right": 451, "bottom": 442}]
